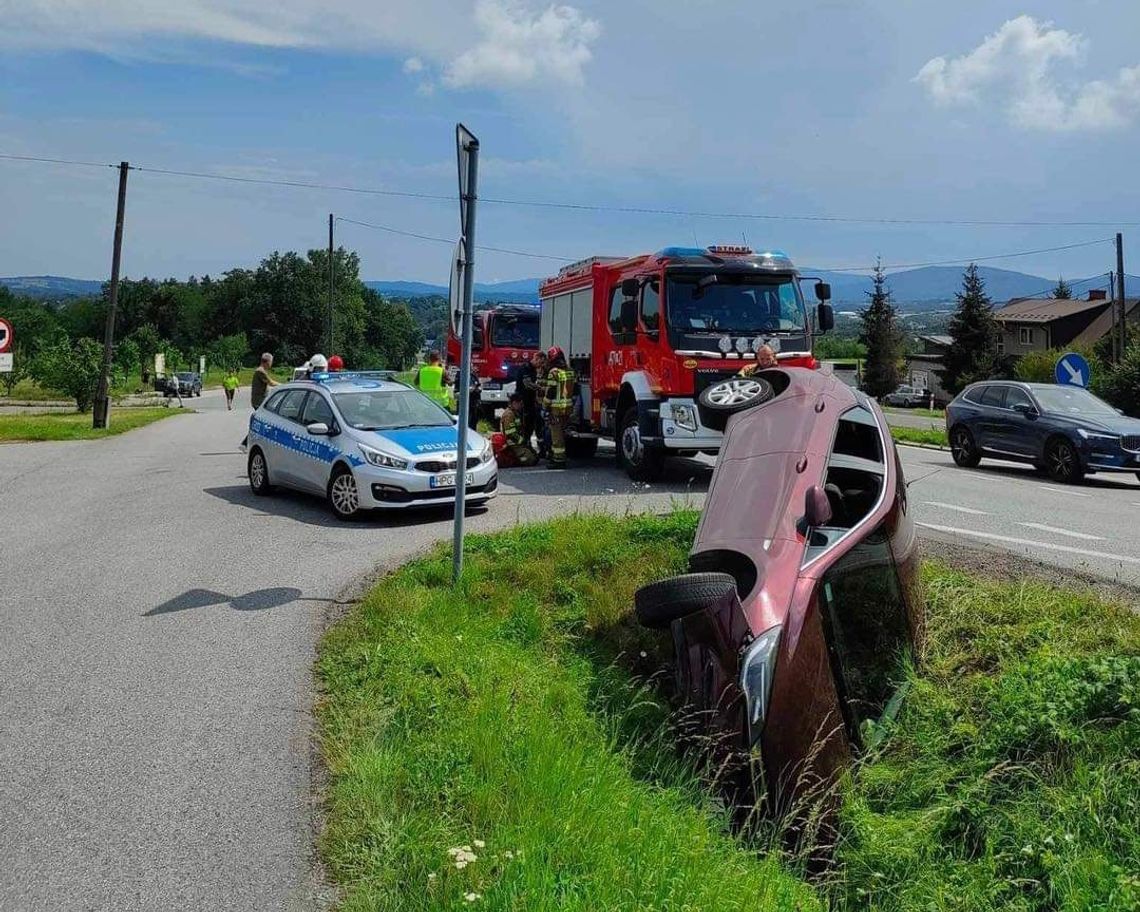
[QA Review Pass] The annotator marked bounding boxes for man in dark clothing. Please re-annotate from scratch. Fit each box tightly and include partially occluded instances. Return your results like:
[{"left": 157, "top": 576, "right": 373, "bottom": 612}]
[
  {"left": 518, "top": 350, "right": 547, "bottom": 455},
  {"left": 250, "top": 352, "right": 278, "bottom": 410},
  {"left": 454, "top": 368, "right": 481, "bottom": 429}
]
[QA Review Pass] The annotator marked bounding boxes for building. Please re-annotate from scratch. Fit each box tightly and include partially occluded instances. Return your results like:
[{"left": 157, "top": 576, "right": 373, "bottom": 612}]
[
  {"left": 905, "top": 334, "right": 952, "bottom": 406},
  {"left": 1071, "top": 297, "right": 1140, "bottom": 348},
  {"left": 992, "top": 291, "right": 1118, "bottom": 356}
]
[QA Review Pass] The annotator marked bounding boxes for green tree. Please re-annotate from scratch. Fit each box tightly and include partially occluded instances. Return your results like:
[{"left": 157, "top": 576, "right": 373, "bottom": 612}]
[
  {"left": 207, "top": 332, "right": 249, "bottom": 372},
  {"left": 940, "top": 263, "right": 998, "bottom": 395},
  {"left": 128, "top": 324, "right": 163, "bottom": 384},
  {"left": 1093, "top": 341, "right": 1140, "bottom": 416},
  {"left": 1051, "top": 276, "right": 1073, "bottom": 299},
  {"left": 813, "top": 335, "right": 868, "bottom": 361},
  {"left": 858, "top": 261, "right": 903, "bottom": 398},
  {"left": 1, "top": 344, "right": 31, "bottom": 396},
  {"left": 113, "top": 336, "right": 141, "bottom": 380},
  {"left": 30, "top": 334, "right": 110, "bottom": 411}
]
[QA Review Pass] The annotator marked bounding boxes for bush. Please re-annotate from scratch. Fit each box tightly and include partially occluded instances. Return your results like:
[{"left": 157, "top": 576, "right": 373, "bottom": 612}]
[
  {"left": 29, "top": 335, "right": 112, "bottom": 411},
  {"left": 1093, "top": 342, "right": 1140, "bottom": 416}
]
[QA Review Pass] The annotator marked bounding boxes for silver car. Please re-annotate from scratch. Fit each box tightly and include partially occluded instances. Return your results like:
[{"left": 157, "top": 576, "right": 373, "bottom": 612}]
[{"left": 246, "top": 372, "right": 497, "bottom": 519}]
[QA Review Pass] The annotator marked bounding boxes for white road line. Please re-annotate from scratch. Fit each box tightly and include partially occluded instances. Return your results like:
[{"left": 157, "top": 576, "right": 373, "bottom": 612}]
[
  {"left": 1017, "top": 522, "right": 1105, "bottom": 542},
  {"left": 917, "top": 522, "right": 1140, "bottom": 565},
  {"left": 923, "top": 501, "right": 989, "bottom": 515},
  {"left": 1039, "top": 485, "right": 1091, "bottom": 498}
]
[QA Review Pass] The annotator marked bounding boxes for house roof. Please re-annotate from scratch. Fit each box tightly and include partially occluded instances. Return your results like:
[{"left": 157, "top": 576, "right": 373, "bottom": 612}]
[
  {"left": 993, "top": 297, "right": 1109, "bottom": 323},
  {"left": 917, "top": 334, "right": 952, "bottom": 347},
  {"left": 1071, "top": 298, "right": 1140, "bottom": 347}
]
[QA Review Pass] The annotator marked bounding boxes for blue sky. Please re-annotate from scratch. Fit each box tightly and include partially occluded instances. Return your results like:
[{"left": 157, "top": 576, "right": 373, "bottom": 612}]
[{"left": 3, "top": 1, "right": 1140, "bottom": 284}]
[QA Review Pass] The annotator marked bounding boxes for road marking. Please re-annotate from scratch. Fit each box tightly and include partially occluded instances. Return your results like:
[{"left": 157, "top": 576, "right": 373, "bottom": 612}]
[
  {"left": 917, "top": 523, "right": 1140, "bottom": 565},
  {"left": 1039, "top": 485, "right": 1091, "bottom": 498},
  {"left": 923, "top": 501, "right": 989, "bottom": 515},
  {"left": 1017, "top": 522, "right": 1105, "bottom": 541}
]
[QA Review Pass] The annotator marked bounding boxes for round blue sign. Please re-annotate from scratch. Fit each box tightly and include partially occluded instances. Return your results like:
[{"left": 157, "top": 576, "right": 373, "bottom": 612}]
[{"left": 1055, "top": 351, "right": 1091, "bottom": 388}]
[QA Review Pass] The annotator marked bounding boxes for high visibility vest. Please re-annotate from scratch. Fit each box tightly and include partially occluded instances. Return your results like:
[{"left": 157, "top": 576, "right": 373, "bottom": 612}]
[
  {"left": 417, "top": 364, "right": 450, "bottom": 407},
  {"left": 546, "top": 367, "right": 576, "bottom": 409},
  {"left": 501, "top": 408, "right": 525, "bottom": 446}
]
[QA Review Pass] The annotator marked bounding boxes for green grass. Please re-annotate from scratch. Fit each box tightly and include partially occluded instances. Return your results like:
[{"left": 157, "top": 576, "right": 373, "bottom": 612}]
[
  {"left": 0, "top": 407, "right": 189, "bottom": 441},
  {"left": 891, "top": 425, "right": 949, "bottom": 448},
  {"left": 883, "top": 406, "right": 945, "bottom": 419},
  {"left": 316, "top": 511, "right": 820, "bottom": 912}
]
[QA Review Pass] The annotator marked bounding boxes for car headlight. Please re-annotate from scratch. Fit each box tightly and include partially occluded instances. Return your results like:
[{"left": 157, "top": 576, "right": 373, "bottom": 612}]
[
  {"left": 359, "top": 444, "right": 409, "bottom": 470},
  {"left": 1077, "top": 429, "right": 1118, "bottom": 443},
  {"left": 739, "top": 624, "right": 782, "bottom": 746},
  {"left": 478, "top": 440, "right": 494, "bottom": 464},
  {"left": 669, "top": 403, "right": 698, "bottom": 432}
]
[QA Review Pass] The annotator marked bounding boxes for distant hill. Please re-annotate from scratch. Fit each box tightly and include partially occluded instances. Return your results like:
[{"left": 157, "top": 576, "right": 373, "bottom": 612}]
[
  {"left": 366, "top": 279, "right": 540, "bottom": 305},
  {"left": 1, "top": 276, "right": 103, "bottom": 299}
]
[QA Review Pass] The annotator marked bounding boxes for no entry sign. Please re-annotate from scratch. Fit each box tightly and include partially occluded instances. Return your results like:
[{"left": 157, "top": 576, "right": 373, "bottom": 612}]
[{"left": 0, "top": 317, "right": 12, "bottom": 353}]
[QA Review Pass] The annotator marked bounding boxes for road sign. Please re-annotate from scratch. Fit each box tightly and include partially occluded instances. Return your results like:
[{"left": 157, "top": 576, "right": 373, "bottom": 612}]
[
  {"left": 0, "top": 353, "right": 12, "bottom": 373},
  {"left": 0, "top": 317, "right": 12, "bottom": 353},
  {"left": 1055, "top": 351, "right": 1091, "bottom": 388}
]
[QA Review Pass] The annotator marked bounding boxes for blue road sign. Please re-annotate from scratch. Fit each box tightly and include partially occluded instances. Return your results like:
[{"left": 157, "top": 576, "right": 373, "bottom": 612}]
[{"left": 1055, "top": 351, "right": 1091, "bottom": 387}]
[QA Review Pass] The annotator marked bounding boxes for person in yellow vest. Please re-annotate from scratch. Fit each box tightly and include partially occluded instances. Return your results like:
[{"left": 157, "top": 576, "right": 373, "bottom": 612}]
[
  {"left": 414, "top": 351, "right": 451, "bottom": 410},
  {"left": 542, "top": 346, "right": 576, "bottom": 469},
  {"left": 222, "top": 368, "right": 239, "bottom": 410},
  {"left": 498, "top": 391, "right": 538, "bottom": 467}
]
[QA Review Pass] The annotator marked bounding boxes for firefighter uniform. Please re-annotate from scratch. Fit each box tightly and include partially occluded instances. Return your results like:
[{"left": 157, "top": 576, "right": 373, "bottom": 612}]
[
  {"left": 499, "top": 402, "right": 538, "bottom": 467},
  {"left": 543, "top": 359, "right": 576, "bottom": 468}
]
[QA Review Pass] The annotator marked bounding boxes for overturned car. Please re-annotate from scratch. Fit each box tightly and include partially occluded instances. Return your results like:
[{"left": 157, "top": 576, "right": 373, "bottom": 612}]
[{"left": 636, "top": 367, "right": 923, "bottom": 811}]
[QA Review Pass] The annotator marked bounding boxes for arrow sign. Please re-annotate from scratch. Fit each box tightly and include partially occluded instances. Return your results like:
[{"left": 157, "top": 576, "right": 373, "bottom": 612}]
[
  {"left": 1055, "top": 351, "right": 1091, "bottom": 388},
  {"left": 0, "top": 317, "right": 12, "bottom": 353}
]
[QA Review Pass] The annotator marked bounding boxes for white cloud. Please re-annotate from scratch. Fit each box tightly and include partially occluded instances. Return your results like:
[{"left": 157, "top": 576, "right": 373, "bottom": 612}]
[
  {"left": 916, "top": 16, "right": 1140, "bottom": 131},
  {"left": 403, "top": 56, "right": 425, "bottom": 74},
  {"left": 443, "top": 1, "right": 600, "bottom": 89}
]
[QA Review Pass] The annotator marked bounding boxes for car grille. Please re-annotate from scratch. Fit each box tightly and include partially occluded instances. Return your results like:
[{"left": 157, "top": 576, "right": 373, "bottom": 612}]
[
  {"left": 415, "top": 456, "right": 481, "bottom": 472},
  {"left": 1121, "top": 435, "right": 1140, "bottom": 452}
]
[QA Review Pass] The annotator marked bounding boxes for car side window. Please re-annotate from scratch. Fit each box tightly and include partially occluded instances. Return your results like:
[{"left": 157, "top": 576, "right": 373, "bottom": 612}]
[
  {"left": 979, "top": 385, "right": 1007, "bottom": 407},
  {"left": 301, "top": 392, "right": 335, "bottom": 427},
  {"left": 262, "top": 390, "right": 288, "bottom": 414},
  {"left": 1004, "top": 387, "right": 1032, "bottom": 410},
  {"left": 276, "top": 390, "right": 307, "bottom": 423},
  {"left": 962, "top": 387, "right": 984, "bottom": 404},
  {"left": 640, "top": 279, "right": 661, "bottom": 335}
]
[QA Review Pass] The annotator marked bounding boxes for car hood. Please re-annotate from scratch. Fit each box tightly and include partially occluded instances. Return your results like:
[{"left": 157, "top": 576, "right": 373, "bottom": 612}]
[
  {"left": 370, "top": 425, "right": 481, "bottom": 458},
  {"left": 1057, "top": 413, "right": 1140, "bottom": 435}
]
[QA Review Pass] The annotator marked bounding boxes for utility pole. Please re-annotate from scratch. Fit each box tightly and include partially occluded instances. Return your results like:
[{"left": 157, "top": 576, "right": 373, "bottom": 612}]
[
  {"left": 93, "top": 161, "right": 129, "bottom": 429},
  {"left": 1109, "top": 271, "right": 1119, "bottom": 364},
  {"left": 328, "top": 213, "right": 335, "bottom": 355},
  {"left": 1117, "top": 233, "right": 1127, "bottom": 358}
]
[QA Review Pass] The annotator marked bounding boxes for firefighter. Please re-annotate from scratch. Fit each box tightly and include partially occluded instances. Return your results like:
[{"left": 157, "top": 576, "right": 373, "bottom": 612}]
[
  {"left": 517, "top": 350, "right": 547, "bottom": 455},
  {"left": 542, "top": 346, "right": 575, "bottom": 469},
  {"left": 498, "top": 391, "right": 538, "bottom": 467},
  {"left": 414, "top": 351, "right": 451, "bottom": 410}
]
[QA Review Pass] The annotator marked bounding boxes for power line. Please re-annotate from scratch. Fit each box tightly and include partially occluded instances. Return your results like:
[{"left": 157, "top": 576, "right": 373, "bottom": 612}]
[
  {"left": 822, "top": 238, "right": 1114, "bottom": 272},
  {"left": 0, "top": 152, "right": 116, "bottom": 170},
  {"left": 335, "top": 216, "right": 573, "bottom": 262}
]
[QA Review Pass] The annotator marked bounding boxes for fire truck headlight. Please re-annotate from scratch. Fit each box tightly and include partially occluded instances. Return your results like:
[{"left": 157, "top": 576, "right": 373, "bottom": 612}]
[{"left": 669, "top": 403, "right": 698, "bottom": 431}]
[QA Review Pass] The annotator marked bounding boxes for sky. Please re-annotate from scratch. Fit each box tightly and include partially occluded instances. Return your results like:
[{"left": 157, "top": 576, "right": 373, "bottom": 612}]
[{"left": 2, "top": 0, "right": 1140, "bottom": 285}]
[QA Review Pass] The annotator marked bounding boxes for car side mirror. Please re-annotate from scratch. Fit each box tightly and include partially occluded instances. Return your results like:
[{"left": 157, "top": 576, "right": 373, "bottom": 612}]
[
  {"left": 816, "top": 302, "right": 835, "bottom": 333},
  {"left": 620, "top": 277, "right": 640, "bottom": 298},
  {"left": 306, "top": 422, "right": 330, "bottom": 436},
  {"left": 804, "top": 484, "right": 833, "bottom": 528},
  {"left": 1012, "top": 403, "right": 1037, "bottom": 418},
  {"left": 620, "top": 296, "right": 638, "bottom": 332},
  {"left": 814, "top": 281, "right": 831, "bottom": 302}
]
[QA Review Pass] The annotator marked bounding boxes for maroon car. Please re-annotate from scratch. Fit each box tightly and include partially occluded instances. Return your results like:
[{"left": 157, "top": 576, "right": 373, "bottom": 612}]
[{"left": 636, "top": 367, "right": 923, "bottom": 812}]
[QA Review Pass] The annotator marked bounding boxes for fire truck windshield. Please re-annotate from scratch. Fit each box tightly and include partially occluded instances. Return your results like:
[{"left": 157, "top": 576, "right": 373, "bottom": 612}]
[
  {"left": 490, "top": 314, "right": 540, "bottom": 348},
  {"left": 666, "top": 274, "right": 806, "bottom": 335}
]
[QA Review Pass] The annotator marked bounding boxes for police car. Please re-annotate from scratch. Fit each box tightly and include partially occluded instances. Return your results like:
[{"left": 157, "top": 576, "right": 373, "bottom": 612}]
[{"left": 246, "top": 372, "right": 498, "bottom": 519}]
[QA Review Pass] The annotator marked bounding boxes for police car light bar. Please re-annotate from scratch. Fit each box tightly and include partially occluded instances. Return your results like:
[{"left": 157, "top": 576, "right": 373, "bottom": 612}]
[{"left": 311, "top": 370, "right": 400, "bottom": 383}]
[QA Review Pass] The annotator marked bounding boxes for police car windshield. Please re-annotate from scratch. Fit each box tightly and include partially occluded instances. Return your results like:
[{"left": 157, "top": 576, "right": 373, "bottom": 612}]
[
  {"left": 667, "top": 274, "right": 806, "bottom": 334},
  {"left": 333, "top": 389, "right": 453, "bottom": 430}
]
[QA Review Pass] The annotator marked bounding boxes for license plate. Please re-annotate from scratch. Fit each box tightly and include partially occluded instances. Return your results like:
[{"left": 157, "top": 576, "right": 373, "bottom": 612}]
[{"left": 430, "top": 471, "right": 475, "bottom": 488}]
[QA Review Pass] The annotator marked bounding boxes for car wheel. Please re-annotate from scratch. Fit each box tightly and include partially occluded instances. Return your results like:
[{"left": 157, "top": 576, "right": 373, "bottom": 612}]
[
  {"left": 248, "top": 448, "right": 274, "bottom": 495},
  {"left": 697, "top": 376, "right": 775, "bottom": 431},
  {"left": 950, "top": 425, "right": 982, "bottom": 468},
  {"left": 617, "top": 406, "right": 666, "bottom": 481},
  {"left": 327, "top": 465, "right": 361, "bottom": 520},
  {"left": 565, "top": 435, "right": 599, "bottom": 459},
  {"left": 634, "top": 572, "right": 738, "bottom": 629},
  {"left": 1046, "top": 437, "right": 1084, "bottom": 484}
]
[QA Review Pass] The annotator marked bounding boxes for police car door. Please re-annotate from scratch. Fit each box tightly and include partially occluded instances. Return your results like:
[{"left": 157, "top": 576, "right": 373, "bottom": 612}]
[
  {"left": 295, "top": 390, "right": 339, "bottom": 493},
  {"left": 264, "top": 389, "right": 309, "bottom": 486}
]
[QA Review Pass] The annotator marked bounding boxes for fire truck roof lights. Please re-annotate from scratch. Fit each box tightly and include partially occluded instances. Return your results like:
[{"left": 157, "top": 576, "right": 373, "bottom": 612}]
[{"left": 707, "top": 244, "right": 752, "bottom": 255}]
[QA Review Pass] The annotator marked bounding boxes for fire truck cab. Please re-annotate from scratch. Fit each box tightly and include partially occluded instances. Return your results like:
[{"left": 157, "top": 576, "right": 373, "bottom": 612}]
[
  {"left": 539, "top": 245, "right": 833, "bottom": 480},
  {"left": 446, "top": 304, "right": 541, "bottom": 414}
]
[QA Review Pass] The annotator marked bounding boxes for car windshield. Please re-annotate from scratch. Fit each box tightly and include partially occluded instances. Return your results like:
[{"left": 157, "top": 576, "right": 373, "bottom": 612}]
[
  {"left": 1032, "top": 386, "right": 1119, "bottom": 417},
  {"left": 490, "top": 314, "right": 539, "bottom": 348},
  {"left": 333, "top": 389, "right": 453, "bottom": 430},
  {"left": 666, "top": 273, "right": 806, "bottom": 334},
  {"left": 176, "top": 373, "right": 196, "bottom": 381}
]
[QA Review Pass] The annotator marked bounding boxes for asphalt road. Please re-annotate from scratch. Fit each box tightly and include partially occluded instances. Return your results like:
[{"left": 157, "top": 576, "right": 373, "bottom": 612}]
[{"left": 2, "top": 392, "right": 1138, "bottom": 910}]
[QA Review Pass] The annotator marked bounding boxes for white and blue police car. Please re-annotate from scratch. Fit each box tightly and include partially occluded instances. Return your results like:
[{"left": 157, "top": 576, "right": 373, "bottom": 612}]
[{"left": 246, "top": 371, "right": 497, "bottom": 519}]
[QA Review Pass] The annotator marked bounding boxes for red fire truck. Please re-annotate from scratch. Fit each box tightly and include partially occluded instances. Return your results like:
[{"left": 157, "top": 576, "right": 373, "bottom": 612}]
[
  {"left": 538, "top": 245, "right": 833, "bottom": 479},
  {"left": 445, "top": 304, "right": 541, "bottom": 414}
]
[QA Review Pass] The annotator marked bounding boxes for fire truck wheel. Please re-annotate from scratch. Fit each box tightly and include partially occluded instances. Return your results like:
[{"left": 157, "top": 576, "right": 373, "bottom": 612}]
[
  {"left": 618, "top": 406, "right": 666, "bottom": 481},
  {"left": 634, "top": 572, "right": 738, "bottom": 629},
  {"left": 697, "top": 376, "right": 776, "bottom": 431},
  {"left": 564, "top": 435, "right": 599, "bottom": 459}
]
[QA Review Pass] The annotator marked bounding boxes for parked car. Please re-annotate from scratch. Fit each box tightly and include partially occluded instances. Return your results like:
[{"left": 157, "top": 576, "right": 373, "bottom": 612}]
[
  {"left": 882, "top": 384, "right": 927, "bottom": 407},
  {"left": 634, "top": 367, "right": 922, "bottom": 812},
  {"left": 161, "top": 372, "right": 202, "bottom": 397},
  {"left": 246, "top": 372, "right": 497, "bottom": 519},
  {"left": 946, "top": 381, "right": 1140, "bottom": 484}
]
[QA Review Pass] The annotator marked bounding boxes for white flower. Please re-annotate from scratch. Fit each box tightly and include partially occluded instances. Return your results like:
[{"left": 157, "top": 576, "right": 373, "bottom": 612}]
[
  {"left": 639, "top": 651, "right": 647, "bottom": 658},
  {"left": 427, "top": 873, "right": 437, "bottom": 881},
  {"left": 455, "top": 860, "right": 468, "bottom": 870},
  {"left": 503, "top": 850, "right": 514, "bottom": 859},
  {"left": 474, "top": 839, "right": 485, "bottom": 849},
  {"left": 464, "top": 892, "right": 481, "bottom": 902}
]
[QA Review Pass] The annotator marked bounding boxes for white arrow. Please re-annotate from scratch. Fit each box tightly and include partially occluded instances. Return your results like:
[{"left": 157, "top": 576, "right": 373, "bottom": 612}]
[{"left": 1063, "top": 359, "right": 1084, "bottom": 386}]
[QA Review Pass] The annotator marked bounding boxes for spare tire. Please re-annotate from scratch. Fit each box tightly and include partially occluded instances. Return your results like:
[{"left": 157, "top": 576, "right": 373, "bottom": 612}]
[
  {"left": 634, "top": 572, "right": 738, "bottom": 629},
  {"left": 697, "top": 376, "right": 776, "bottom": 431}
]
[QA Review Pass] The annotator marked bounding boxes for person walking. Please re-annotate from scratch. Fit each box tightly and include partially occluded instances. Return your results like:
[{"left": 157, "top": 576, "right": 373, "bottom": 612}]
[
  {"left": 498, "top": 392, "right": 538, "bottom": 467},
  {"left": 542, "top": 346, "right": 575, "bottom": 469},
  {"left": 222, "top": 369, "right": 239, "bottom": 410},
  {"left": 166, "top": 372, "right": 184, "bottom": 408},
  {"left": 414, "top": 351, "right": 451, "bottom": 410},
  {"left": 251, "top": 352, "right": 279, "bottom": 410}
]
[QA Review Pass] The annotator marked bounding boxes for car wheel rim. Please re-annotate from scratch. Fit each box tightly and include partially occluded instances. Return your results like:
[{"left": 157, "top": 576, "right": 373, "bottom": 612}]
[
  {"left": 952, "top": 430, "right": 970, "bottom": 459},
  {"left": 331, "top": 473, "right": 358, "bottom": 514},
  {"left": 706, "top": 378, "right": 765, "bottom": 407},
  {"left": 250, "top": 454, "right": 265, "bottom": 488},
  {"left": 1050, "top": 444, "right": 1074, "bottom": 476},
  {"left": 622, "top": 424, "right": 642, "bottom": 464}
]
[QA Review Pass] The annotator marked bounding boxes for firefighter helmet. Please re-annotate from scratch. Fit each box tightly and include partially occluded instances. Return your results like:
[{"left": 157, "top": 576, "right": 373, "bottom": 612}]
[
  {"left": 328, "top": 354, "right": 344, "bottom": 371},
  {"left": 547, "top": 346, "right": 565, "bottom": 364}
]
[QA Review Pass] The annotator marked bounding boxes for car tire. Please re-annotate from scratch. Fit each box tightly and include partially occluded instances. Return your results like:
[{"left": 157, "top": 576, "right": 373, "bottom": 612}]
[
  {"left": 635, "top": 572, "right": 738, "bottom": 629},
  {"left": 950, "top": 425, "right": 982, "bottom": 468},
  {"left": 565, "top": 435, "right": 599, "bottom": 459},
  {"left": 1045, "top": 437, "right": 1084, "bottom": 484},
  {"left": 248, "top": 447, "right": 274, "bottom": 495},
  {"left": 697, "top": 375, "right": 776, "bottom": 431},
  {"left": 327, "top": 464, "right": 362, "bottom": 520},
  {"left": 617, "top": 406, "right": 666, "bottom": 481}
]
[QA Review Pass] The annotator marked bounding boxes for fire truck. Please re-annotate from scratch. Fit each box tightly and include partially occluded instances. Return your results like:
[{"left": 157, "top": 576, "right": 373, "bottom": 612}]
[
  {"left": 445, "top": 304, "right": 541, "bottom": 414},
  {"left": 538, "top": 245, "right": 833, "bottom": 480}
]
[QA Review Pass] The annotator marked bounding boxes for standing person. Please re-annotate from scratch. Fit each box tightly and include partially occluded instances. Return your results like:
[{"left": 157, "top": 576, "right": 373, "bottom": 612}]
[
  {"left": 542, "top": 346, "right": 576, "bottom": 469},
  {"left": 251, "top": 352, "right": 279, "bottom": 410},
  {"left": 413, "top": 351, "right": 450, "bottom": 410},
  {"left": 498, "top": 392, "right": 538, "bottom": 467},
  {"left": 166, "top": 372, "right": 184, "bottom": 408},
  {"left": 516, "top": 350, "right": 546, "bottom": 451},
  {"left": 222, "top": 369, "right": 239, "bottom": 411}
]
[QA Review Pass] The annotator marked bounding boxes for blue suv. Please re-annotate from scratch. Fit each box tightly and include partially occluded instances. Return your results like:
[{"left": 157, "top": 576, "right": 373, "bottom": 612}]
[{"left": 946, "top": 381, "right": 1140, "bottom": 484}]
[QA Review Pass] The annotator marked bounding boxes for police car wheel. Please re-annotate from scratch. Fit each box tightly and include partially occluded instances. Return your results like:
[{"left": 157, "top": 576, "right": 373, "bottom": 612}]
[
  {"left": 248, "top": 448, "right": 274, "bottom": 495},
  {"left": 328, "top": 465, "right": 361, "bottom": 519}
]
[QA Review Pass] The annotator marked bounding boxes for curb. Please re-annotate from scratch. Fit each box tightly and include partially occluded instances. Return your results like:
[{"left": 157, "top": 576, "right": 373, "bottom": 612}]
[{"left": 894, "top": 441, "right": 950, "bottom": 452}]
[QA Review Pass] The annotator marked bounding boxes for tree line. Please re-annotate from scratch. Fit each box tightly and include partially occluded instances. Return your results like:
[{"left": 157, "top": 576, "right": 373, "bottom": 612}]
[{"left": 1, "top": 246, "right": 424, "bottom": 409}]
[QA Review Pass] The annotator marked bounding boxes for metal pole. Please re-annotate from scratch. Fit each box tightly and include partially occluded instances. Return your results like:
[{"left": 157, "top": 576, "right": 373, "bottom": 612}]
[
  {"left": 93, "top": 161, "right": 129, "bottom": 428},
  {"left": 1118, "top": 233, "right": 1127, "bottom": 358},
  {"left": 452, "top": 127, "right": 479, "bottom": 585},
  {"left": 328, "top": 213, "right": 335, "bottom": 355}
]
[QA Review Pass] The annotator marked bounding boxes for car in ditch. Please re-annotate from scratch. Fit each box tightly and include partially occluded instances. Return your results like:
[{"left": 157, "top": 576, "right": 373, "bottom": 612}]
[
  {"left": 246, "top": 372, "right": 497, "bottom": 519},
  {"left": 634, "top": 365, "right": 922, "bottom": 813}
]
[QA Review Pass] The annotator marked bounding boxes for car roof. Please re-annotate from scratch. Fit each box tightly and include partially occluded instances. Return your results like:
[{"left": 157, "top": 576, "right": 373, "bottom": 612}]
[{"left": 281, "top": 371, "right": 411, "bottom": 394}]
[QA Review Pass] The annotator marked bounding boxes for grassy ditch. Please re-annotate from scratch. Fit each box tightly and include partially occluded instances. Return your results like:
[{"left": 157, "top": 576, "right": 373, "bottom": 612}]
[
  {"left": 890, "top": 425, "right": 949, "bottom": 448},
  {"left": 0, "top": 407, "right": 189, "bottom": 442},
  {"left": 317, "top": 513, "right": 1140, "bottom": 912}
]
